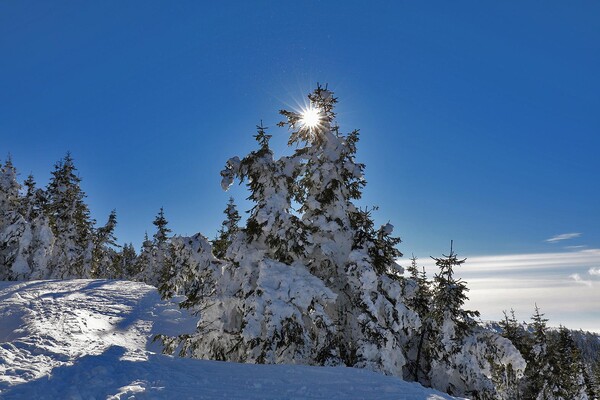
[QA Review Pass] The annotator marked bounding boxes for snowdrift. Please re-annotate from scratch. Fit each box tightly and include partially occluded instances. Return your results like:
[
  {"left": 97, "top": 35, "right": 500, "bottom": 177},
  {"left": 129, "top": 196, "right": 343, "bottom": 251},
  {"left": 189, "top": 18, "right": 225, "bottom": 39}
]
[{"left": 0, "top": 279, "right": 462, "bottom": 399}]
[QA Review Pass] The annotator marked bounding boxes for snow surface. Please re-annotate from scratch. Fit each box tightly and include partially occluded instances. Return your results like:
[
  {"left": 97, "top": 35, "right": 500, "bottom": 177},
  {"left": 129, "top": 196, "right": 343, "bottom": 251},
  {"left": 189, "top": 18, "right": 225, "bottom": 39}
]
[{"left": 0, "top": 279, "right": 463, "bottom": 399}]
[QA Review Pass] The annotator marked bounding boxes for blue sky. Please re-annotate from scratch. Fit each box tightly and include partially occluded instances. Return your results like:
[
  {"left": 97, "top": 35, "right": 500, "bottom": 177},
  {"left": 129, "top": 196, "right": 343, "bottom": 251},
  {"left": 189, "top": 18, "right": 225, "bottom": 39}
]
[{"left": 2, "top": 2, "right": 599, "bottom": 329}]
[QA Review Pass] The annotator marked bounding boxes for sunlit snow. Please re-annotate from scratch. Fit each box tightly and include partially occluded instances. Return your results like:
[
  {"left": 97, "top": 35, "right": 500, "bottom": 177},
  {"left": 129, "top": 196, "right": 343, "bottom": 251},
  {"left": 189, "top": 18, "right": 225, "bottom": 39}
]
[{"left": 0, "top": 279, "right": 463, "bottom": 399}]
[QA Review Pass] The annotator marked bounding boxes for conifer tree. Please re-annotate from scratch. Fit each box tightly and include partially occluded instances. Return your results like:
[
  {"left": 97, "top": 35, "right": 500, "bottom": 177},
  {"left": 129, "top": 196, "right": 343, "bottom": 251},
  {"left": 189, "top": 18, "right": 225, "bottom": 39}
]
[
  {"left": 212, "top": 197, "right": 240, "bottom": 259},
  {"left": 0, "top": 157, "right": 25, "bottom": 280},
  {"left": 135, "top": 232, "right": 154, "bottom": 282},
  {"left": 137, "top": 209, "right": 172, "bottom": 287},
  {"left": 278, "top": 86, "right": 411, "bottom": 374},
  {"left": 551, "top": 326, "right": 589, "bottom": 399},
  {"left": 118, "top": 243, "right": 138, "bottom": 278},
  {"left": 424, "top": 243, "right": 520, "bottom": 399},
  {"left": 45, "top": 153, "right": 95, "bottom": 278},
  {"left": 403, "top": 256, "right": 434, "bottom": 382},
  {"left": 523, "top": 304, "right": 554, "bottom": 399},
  {"left": 91, "top": 210, "right": 119, "bottom": 278},
  {"left": 153, "top": 207, "right": 171, "bottom": 244},
  {"left": 15, "top": 173, "right": 54, "bottom": 280}
]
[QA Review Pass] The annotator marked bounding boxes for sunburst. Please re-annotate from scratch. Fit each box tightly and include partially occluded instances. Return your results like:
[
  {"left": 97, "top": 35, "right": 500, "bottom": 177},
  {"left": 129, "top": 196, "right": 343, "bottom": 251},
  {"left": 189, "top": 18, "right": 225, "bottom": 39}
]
[{"left": 299, "top": 106, "right": 321, "bottom": 130}]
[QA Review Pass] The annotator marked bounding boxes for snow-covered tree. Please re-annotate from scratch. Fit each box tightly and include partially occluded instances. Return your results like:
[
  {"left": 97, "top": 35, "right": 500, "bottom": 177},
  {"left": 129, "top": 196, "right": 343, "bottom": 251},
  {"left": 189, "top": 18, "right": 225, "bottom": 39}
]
[
  {"left": 278, "top": 86, "right": 413, "bottom": 374},
  {"left": 212, "top": 197, "right": 240, "bottom": 259},
  {"left": 91, "top": 210, "right": 120, "bottom": 278},
  {"left": 45, "top": 153, "right": 95, "bottom": 278},
  {"left": 117, "top": 243, "right": 138, "bottom": 278},
  {"left": 423, "top": 243, "right": 525, "bottom": 399},
  {"left": 137, "top": 208, "right": 172, "bottom": 287},
  {"left": 161, "top": 86, "right": 418, "bottom": 375},
  {"left": 403, "top": 256, "right": 434, "bottom": 382},
  {"left": 0, "top": 157, "right": 27, "bottom": 280},
  {"left": 550, "top": 326, "right": 589, "bottom": 400}
]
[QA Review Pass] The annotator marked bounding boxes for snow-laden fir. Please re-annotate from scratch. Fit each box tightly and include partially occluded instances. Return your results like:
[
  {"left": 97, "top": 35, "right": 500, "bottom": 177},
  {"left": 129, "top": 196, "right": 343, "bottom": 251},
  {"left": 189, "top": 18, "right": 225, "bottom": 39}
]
[{"left": 0, "top": 279, "right": 462, "bottom": 399}]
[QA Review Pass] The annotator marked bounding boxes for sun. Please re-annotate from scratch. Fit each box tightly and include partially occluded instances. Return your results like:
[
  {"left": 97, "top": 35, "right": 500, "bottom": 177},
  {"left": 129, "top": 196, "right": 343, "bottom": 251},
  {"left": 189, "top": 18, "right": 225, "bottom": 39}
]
[{"left": 300, "top": 106, "right": 321, "bottom": 130}]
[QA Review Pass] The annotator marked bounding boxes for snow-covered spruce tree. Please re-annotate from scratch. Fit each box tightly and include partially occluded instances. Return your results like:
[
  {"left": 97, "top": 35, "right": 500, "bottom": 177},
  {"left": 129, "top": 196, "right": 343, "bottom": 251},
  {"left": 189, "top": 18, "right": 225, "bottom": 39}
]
[
  {"left": 136, "top": 208, "right": 172, "bottom": 287},
  {"left": 15, "top": 174, "right": 55, "bottom": 280},
  {"left": 161, "top": 86, "right": 420, "bottom": 373},
  {"left": 0, "top": 157, "right": 27, "bottom": 280},
  {"left": 521, "top": 304, "right": 561, "bottom": 400},
  {"left": 550, "top": 326, "right": 589, "bottom": 400},
  {"left": 427, "top": 243, "right": 525, "bottom": 399},
  {"left": 45, "top": 153, "right": 95, "bottom": 278},
  {"left": 161, "top": 122, "right": 338, "bottom": 364},
  {"left": 211, "top": 197, "right": 240, "bottom": 260},
  {"left": 116, "top": 243, "right": 138, "bottom": 279},
  {"left": 91, "top": 209, "right": 120, "bottom": 278},
  {"left": 278, "top": 86, "right": 416, "bottom": 375},
  {"left": 402, "top": 256, "right": 434, "bottom": 382}
]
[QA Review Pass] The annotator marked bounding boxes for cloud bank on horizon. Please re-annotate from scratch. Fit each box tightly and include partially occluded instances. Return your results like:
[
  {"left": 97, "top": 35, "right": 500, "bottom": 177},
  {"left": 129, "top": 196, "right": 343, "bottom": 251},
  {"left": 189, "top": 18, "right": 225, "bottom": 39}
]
[{"left": 409, "top": 248, "right": 600, "bottom": 333}]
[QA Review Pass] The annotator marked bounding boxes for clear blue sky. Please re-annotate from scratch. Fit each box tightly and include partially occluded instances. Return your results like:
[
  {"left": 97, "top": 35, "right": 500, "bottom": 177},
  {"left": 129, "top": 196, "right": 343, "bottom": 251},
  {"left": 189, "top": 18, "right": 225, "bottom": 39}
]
[{"left": 2, "top": 1, "right": 599, "bottom": 328}]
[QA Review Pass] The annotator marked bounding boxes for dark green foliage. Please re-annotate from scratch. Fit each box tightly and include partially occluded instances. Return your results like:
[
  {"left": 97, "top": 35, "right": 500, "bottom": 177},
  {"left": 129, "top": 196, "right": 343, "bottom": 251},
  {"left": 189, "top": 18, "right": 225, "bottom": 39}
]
[
  {"left": 431, "top": 242, "right": 480, "bottom": 340},
  {"left": 212, "top": 197, "right": 240, "bottom": 259},
  {"left": 91, "top": 210, "right": 120, "bottom": 278},
  {"left": 45, "top": 153, "right": 95, "bottom": 277},
  {"left": 153, "top": 207, "right": 171, "bottom": 244},
  {"left": 404, "top": 256, "right": 433, "bottom": 382}
]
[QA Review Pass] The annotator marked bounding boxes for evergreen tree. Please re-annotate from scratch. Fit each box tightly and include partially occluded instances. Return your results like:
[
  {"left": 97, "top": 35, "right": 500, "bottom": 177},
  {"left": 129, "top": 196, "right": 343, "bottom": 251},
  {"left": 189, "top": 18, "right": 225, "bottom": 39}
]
[
  {"left": 91, "top": 210, "right": 119, "bottom": 278},
  {"left": 45, "top": 153, "right": 95, "bottom": 278},
  {"left": 550, "top": 326, "right": 589, "bottom": 399},
  {"left": 212, "top": 197, "right": 240, "bottom": 259},
  {"left": 118, "top": 243, "right": 138, "bottom": 278},
  {"left": 522, "top": 304, "right": 555, "bottom": 399},
  {"left": 137, "top": 209, "right": 172, "bottom": 287},
  {"left": 0, "top": 157, "right": 26, "bottom": 280},
  {"left": 425, "top": 243, "right": 520, "bottom": 399},
  {"left": 153, "top": 207, "right": 171, "bottom": 244},
  {"left": 16, "top": 173, "right": 54, "bottom": 280},
  {"left": 403, "top": 256, "right": 434, "bottom": 382},
  {"left": 135, "top": 232, "right": 155, "bottom": 283}
]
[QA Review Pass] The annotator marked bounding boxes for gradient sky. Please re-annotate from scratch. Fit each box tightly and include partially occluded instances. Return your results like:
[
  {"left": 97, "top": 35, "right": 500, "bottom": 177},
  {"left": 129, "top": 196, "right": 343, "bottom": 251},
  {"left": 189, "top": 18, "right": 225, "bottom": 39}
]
[{"left": 1, "top": 2, "right": 599, "bottom": 331}]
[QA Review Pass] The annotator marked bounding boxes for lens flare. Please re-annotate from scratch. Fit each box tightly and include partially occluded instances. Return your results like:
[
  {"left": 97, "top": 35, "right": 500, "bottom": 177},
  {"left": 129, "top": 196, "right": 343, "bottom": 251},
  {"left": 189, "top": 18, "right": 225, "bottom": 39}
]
[{"left": 300, "top": 107, "right": 321, "bottom": 129}]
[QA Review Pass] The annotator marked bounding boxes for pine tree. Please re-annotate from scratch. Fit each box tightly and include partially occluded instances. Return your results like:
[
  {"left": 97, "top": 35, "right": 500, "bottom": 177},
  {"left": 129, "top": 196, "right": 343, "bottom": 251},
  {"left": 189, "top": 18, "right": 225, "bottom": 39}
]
[
  {"left": 425, "top": 243, "right": 520, "bottom": 399},
  {"left": 403, "top": 256, "right": 434, "bottom": 382},
  {"left": 278, "top": 85, "right": 411, "bottom": 374},
  {"left": 91, "top": 210, "right": 119, "bottom": 278},
  {"left": 0, "top": 157, "right": 25, "bottom": 280},
  {"left": 221, "top": 122, "right": 308, "bottom": 264},
  {"left": 45, "top": 153, "right": 95, "bottom": 278},
  {"left": 523, "top": 304, "right": 554, "bottom": 399},
  {"left": 153, "top": 207, "right": 171, "bottom": 244},
  {"left": 212, "top": 197, "right": 240, "bottom": 259},
  {"left": 118, "top": 243, "right": 138, "bottom": 278},
  {"left": 15, "top": 173, "right": 54, "bottom": 280},
  {"left": 137, "top": 209, "right": 172, "bottom": 287},
  {"left": 550, "top": 326, "right": 589, "bottom": 399}
]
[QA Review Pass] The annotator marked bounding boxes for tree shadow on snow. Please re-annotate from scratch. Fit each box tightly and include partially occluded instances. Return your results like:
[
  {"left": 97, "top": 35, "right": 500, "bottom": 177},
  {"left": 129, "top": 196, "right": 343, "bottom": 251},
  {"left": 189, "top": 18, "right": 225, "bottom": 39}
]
[{"left": 1, "top": 345, "right": 154, "bottom": 400}]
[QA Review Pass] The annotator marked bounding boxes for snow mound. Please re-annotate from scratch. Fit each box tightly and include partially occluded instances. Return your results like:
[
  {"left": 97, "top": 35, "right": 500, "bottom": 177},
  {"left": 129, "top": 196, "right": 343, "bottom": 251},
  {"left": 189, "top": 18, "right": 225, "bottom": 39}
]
[{"left": 0, "top": 280, "right": 463, "bottom": 399}]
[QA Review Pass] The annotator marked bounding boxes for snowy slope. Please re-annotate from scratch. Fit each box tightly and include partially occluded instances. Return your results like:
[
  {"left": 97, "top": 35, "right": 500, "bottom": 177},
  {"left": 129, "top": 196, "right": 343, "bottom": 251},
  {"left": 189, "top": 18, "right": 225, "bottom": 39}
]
[{"left": 0, "top": 280, "right": 463, "bottom": 399}]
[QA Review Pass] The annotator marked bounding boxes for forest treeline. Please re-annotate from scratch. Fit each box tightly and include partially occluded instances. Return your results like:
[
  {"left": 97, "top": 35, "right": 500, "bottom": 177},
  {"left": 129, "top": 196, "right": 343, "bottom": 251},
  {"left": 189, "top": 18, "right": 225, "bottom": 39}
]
[{"left": 1, "top": 87, "right": 599, "bottom": 399}]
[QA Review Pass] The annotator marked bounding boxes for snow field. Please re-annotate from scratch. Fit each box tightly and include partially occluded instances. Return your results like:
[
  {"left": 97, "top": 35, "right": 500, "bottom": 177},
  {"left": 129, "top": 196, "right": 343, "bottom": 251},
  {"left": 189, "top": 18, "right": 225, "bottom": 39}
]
[{"left": 0, "top": 279, "right": 462, "bottom": 399}]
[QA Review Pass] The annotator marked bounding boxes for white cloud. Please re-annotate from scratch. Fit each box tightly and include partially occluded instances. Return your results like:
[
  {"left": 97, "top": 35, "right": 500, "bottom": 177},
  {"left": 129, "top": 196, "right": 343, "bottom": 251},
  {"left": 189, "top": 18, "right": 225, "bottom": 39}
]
[
  {"left": 589, "top": 267, "right": 600, "bottom": 276},
  {"left": 569, "top": 273, "right": 593, "bottom": 287},
  {"left": 546, "top": 232, "right": 581, "bottom": 243}
]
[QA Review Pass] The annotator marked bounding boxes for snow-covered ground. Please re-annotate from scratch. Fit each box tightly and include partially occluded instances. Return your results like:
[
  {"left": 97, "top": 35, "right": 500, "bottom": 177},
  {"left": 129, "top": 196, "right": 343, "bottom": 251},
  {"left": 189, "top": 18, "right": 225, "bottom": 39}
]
[{"left": 0, "top": 279, "right": 462, "bottom": 399}]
